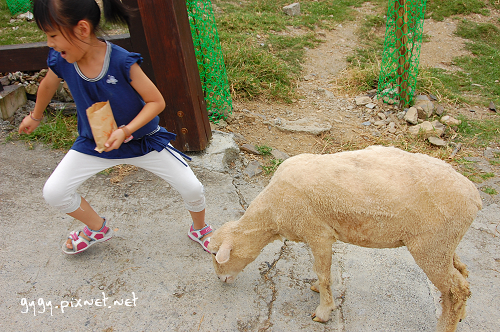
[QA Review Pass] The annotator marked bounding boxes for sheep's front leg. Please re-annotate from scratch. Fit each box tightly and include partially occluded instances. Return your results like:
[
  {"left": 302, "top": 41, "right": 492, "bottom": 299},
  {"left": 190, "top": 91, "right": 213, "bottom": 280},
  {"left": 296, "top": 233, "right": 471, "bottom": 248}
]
[{"left": 310, "top": 239, "right": 336, "bottom": 323}]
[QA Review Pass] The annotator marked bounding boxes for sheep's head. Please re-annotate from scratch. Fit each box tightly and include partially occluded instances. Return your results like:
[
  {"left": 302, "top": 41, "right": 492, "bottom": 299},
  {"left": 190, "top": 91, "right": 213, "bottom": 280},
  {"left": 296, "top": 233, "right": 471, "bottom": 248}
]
[{"left": 208, "top": 223, "right": 263, "bottom": 284}]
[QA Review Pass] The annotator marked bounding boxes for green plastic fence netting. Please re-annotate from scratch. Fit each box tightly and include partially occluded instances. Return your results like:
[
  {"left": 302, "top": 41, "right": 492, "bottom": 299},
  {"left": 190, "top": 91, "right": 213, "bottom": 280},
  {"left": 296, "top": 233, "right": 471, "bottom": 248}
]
[
  {"left": 377, "top": 0, "right": 427, "bottom": 108},
  {"left": 6, "top": 0, "right": 31, "bottom": 15},
  {"left": 186, "top": 0, "right": 232, "bottom": 123}
]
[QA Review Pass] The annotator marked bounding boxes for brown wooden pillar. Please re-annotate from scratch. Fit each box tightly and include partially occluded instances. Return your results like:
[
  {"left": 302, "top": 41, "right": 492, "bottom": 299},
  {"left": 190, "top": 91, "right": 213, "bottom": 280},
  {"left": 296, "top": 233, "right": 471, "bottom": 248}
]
[{"left": 123, "top": 0, "right": 211, "bottom": 152}]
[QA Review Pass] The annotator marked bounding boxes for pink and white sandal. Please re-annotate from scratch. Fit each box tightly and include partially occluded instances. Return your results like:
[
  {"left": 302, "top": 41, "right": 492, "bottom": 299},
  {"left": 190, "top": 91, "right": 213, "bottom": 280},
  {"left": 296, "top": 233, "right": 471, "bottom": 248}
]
[
  {"left": 188, "top": 224, "right": 213, "bottom": 253},
  {"left": 62, "top": 218, "right": 114, "bottom": 255}
]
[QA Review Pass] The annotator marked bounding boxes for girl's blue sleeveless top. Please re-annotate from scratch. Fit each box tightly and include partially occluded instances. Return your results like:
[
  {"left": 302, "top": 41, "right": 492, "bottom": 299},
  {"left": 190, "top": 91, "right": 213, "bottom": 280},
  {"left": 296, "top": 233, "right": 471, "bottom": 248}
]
[{"left": 47, "top": 41, "right": 177, "bottom": 159}]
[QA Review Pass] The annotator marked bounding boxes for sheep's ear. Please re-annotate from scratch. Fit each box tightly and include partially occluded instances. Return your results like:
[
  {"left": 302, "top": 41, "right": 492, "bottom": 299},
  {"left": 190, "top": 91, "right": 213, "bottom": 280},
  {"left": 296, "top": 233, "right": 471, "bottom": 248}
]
[{"left": 215, "top": 242, "right": 232, "bottom": 264}]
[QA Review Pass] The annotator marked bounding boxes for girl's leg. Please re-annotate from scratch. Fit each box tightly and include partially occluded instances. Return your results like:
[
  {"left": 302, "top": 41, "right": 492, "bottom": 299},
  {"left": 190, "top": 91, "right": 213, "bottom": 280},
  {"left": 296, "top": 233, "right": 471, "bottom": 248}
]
[
  {"left": 128, "top": 149, "right": 209, "bottom": 239},
  {"left": 43, "top": 150, "right": 118, "bottom": 248}
]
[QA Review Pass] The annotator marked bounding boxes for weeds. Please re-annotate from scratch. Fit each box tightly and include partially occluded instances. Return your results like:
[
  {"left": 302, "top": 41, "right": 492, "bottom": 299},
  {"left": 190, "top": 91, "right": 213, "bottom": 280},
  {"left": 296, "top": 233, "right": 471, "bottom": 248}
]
[
  {"left": 13, "top": 111, "right": 78, "bottom": 150},
  {"left": 255, "top": 145, "right": 273, "bottom": 156},
  {"left": 456, "top": 115, "right": 500, "bottom": 147},
  {"left": 262, "top": 158, "right": 284, "bottom": 174},
  {"left": 481, "top": 186, "right": 499, "bottom": 195}
]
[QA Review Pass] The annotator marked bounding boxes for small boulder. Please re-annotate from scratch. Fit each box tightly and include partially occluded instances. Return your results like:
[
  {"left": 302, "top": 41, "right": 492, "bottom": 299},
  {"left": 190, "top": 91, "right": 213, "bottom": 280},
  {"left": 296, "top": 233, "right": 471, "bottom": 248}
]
[
  {"left": 404, "top": 107, "right": 418, "bottom": 125},
  {"left": 355, "top": 96, "right": 372, "bottom": 106},
  {"left": 440, "top": 115, "right": 461, "bottom": 126},
  {"left": 243, "top": 160, "right": 263, "bottom": 177},
  {"left": 414, "top": 100, "right": 434, "bottom": 118},
  {"left": 409, "top": 121, "right": 445, "bottom": 138},
  {"left": 271, "top": 149, "right": 290, "bottom": 161},
  {"left": 428, "top": 136, "right": 447, "bottom": 147},
  {"left": 240, "top": 143, "right": 261, "bottom": 155},
  {"left": 283, "top": 3, "right": 301, "bottom": 16}
]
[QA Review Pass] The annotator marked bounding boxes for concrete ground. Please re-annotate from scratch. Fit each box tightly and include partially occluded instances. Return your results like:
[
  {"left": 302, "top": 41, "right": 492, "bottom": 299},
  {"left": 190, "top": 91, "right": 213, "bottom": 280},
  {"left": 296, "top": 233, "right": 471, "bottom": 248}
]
[{"left": 1, "top": 137, "right": 499, "bottom": 332}]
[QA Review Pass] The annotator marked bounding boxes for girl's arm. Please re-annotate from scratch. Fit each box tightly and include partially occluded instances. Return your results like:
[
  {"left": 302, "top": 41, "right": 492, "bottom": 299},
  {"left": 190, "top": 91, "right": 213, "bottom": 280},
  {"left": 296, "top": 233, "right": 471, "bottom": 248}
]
[
  {"left": 18, "top": 69, "right": 61, "bottom": 134},
  {"left": 104, "top": 63, "right": 166, "bottom": 152}
]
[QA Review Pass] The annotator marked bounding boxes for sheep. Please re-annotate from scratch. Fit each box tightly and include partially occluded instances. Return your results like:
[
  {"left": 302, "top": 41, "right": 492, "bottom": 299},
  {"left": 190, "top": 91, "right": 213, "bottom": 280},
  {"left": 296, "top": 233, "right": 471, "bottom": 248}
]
[{"left": 208, "top": 146, "right": 482, "bottom": 332}]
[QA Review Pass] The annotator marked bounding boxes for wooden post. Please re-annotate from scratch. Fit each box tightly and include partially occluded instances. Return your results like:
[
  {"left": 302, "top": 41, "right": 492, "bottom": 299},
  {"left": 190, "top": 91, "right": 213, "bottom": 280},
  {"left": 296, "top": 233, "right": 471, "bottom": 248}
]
[{"left": 123, "top": 0, "right": 211, "bottom": 152}]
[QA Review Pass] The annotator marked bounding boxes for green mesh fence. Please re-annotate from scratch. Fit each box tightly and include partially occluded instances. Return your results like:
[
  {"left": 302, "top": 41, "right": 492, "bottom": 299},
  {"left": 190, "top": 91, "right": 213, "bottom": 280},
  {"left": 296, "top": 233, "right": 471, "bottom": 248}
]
[
  {"left": 6, "top": 0, "right": 32, "bottom": 15},
  {"left": 377, "top": 0, "right": 427, "bottom": 108},
  {"left": 186, "top": 0, "right": 232, "bottom": 123}
]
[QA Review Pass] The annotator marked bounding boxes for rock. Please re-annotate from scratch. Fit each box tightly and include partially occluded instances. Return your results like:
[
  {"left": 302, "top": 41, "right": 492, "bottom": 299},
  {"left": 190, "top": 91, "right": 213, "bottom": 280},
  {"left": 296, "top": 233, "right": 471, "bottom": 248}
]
[
  {"left": 242, "top": 114, "right": 257, "bottom": 123},
  {"left": 17, "top": 12, "right": 34, "bottom": 20},
  {"left": 243, "top": 160, "right": 263, "bottom": 177},
  {"left": 47, "top": 102, "right": 77, "bottom": 115},
  {"left": 440, "top": 115, "right": 461, "bottom": 126},
  {"left": 416, "top": 106, "right": 427, "bottom": 120},
  {"left": 232, "top": 132, "right": 247, "bottom": 144},
  {"left": 304, "top": 74, "right": 316, "bottom": 81},
  {"left": 316, "top": 88, "right": 335, "bottom": 99},
  {"left": 271, "top": 149, "right": 290, "bottom": 161},
  {"left": 489, "top": 102, "right": 497, "bottom": 112},
  {"left": 189, "top": 131, "right": 240, "bottom": 172},
  {"left": 283, "top": 3, "right": 301, "bottom": 16},
  {"left": 404, "top": 107, "right": 418, "bottom": 125},
  {"left": 378, "top": 112, "right": 387, "bottom": 120},
  {"left": 373, "top": 120, "right": 386, "bottom": 126},
  {"left": 274, "top": 118, "right": 331, "bottom": 135},
  {"left": 408, "top": 121, "right": 445, "bottom": 138},
  {"left": 365, "top": 103, "right": 376, "bottom": 109},
  {"left": 435, "top": 104, "right": 444, "bottom": 116},
  {"left": 388, "top": 122, "right": 397, "bottom": 134},
  {"left": 414, "top": 100, "right": 434, "bottom": 117},
  {"left": 25, "top": 83, "right": 38, "bottom": 95},
  {"left": 355, "top": 96, "right": 372, "bottom": 106},
  {"left": 428, "top": 94, "right": 438, "bottom": 101},
  {"left": 240, "top": 143, "right": 261, "bottom": 155},
  {"left": 0, "top": 76, "right": 10, "bottom": 86},
  {"left": 54, "top": 81, "right": 73, "bottom": 102},
  {"left": 361, "top": 121, "right": 371, "bottom": 126},
  {"left": 215, "top": 119, "right": 228, "bottom": 129},
  {"left": 428, "top": 136, "right": 447, "bottom": 147},
  {"left": 414, "top": 95, "right": 430, "bottom": 102}
]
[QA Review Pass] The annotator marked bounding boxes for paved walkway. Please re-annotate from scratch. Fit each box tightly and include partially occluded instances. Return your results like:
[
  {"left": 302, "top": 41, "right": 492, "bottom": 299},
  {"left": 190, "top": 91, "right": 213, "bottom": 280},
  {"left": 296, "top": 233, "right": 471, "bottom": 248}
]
[{"left": 1, "top": 140, "right": 499, "bottom": 331}]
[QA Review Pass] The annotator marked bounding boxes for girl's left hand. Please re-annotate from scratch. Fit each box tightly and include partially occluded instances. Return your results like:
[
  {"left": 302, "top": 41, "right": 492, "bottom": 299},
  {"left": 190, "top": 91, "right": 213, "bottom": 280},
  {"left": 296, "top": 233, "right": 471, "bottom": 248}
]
[{"left": 104, "top": 128, "right": 126, "bottom": 152}]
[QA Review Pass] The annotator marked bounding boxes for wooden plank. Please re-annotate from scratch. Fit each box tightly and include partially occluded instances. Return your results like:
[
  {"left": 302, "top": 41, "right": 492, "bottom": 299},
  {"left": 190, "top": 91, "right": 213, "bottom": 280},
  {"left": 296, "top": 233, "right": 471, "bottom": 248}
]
[
  {"left": 135, "top": 0, "right": 211, "bottom": 151},
  {"left": 122, "top": 0, "right": 155, "bottom": 82},
  {"left": 0, "top": 35, "right": 132, "bottom": 73}
]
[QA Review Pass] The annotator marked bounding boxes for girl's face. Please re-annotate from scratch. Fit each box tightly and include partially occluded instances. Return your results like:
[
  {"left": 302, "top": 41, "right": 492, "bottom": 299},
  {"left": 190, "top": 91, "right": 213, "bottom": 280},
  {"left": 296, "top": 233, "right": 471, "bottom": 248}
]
[{"left": 44, "top": 28, "right": 86, "bottom": 63}]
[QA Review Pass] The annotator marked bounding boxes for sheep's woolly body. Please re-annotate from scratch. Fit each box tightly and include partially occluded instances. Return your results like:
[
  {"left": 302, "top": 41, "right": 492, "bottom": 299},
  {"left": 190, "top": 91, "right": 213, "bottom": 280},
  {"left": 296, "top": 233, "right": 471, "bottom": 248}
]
[{"left": 209, "top": 146, "right": 482, "bottom": 332}]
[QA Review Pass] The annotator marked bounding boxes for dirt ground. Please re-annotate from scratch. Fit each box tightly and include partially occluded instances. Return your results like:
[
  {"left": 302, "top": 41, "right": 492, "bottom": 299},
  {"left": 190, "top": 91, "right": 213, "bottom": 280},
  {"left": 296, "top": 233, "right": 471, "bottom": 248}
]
[
  {"left": 214, "top": 4, "right": 500, "bottom": 164},
  {"left": 2, "top": 4, "right": 499, "bottom": 175}
]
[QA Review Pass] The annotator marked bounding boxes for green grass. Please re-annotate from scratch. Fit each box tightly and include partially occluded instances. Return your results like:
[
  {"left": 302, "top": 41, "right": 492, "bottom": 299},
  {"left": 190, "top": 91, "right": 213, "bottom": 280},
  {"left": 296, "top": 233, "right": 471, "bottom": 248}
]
[
  {"left": 426, "top": 0, "right": 490, "bottom": 21},
  {"left": 9, "top": 111, "right": 78, "bottom": 150},
  {"left": 262, "top": 158, "right": 284, "bottom": 174},
  {"left": 481, "top": 186, "right": 498, "bottom": 195},
  {"left": 255, "top": 145, "right": 272, "bottom": 156},
  {"left": 420, "top": 19, "right": 500, "bottom": 107},
  {"left": 0, "top": 0, "right": 45, "bottom": 45},
  {"left": 456, "top": 115, "right": 500, "bottom": 147},
  {"left": 214, "top": 0, "right": 368, "bottom": 101}
]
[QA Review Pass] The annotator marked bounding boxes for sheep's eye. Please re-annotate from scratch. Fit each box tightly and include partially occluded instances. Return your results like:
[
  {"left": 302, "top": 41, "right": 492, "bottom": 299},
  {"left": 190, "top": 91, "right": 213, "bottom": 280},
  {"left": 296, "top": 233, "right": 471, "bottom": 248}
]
[{"left": 211, "top": 252, "right": 217, "bottom": 256}]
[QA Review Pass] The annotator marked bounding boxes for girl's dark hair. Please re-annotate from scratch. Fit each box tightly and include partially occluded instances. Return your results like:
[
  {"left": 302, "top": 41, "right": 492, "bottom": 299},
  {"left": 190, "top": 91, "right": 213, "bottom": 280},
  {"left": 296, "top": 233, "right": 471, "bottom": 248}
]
[{"left": 34, "top": 0, "right": 133, "bottom": 38}]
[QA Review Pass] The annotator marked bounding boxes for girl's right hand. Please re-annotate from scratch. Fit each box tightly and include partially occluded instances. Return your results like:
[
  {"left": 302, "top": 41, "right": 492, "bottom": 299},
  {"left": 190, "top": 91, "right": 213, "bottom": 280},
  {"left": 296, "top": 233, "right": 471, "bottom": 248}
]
[{"left": 18, "top": 115, "right": 41, "bottom": 134}]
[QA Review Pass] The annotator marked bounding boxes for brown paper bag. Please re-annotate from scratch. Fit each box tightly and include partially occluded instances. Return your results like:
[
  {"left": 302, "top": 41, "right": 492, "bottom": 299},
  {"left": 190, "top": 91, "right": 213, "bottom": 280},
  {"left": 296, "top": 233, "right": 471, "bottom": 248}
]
[{"left": 86, "top": 101, "right": 117, "bottom": 153}]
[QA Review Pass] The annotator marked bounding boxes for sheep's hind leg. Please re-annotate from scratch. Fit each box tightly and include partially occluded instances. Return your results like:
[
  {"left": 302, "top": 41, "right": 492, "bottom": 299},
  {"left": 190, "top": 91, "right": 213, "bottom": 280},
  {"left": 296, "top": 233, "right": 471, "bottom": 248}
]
[
  {"left": 310, "top": 238, "right": 336, "bottom": 323},
  {"left": 407, "top": 242, "right": 470, "bottom": 332}
]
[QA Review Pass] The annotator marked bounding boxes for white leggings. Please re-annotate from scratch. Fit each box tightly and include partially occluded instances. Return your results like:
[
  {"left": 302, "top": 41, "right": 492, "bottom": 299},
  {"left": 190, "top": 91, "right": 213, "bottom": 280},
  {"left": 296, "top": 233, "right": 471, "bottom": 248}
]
[{"left": 43, "top": 149, "right": 205, "bottom": 214}]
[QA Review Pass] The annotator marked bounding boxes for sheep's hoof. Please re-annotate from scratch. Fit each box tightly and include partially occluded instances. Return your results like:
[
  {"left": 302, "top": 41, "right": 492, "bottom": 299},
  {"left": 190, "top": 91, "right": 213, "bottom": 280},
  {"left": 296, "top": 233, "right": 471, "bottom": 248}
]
[
  {"left": 310, "top": 284, "right": 319, "bottom": 293},
  {"left": 311, "top": 313, "right": 327, "bottom": 323},
  {"left": 311, "top": 313, "right": 328, "bottom": 323}
]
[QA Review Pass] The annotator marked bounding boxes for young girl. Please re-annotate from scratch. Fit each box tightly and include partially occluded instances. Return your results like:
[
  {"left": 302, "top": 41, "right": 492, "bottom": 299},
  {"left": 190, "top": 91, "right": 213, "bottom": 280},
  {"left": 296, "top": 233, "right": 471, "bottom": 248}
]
[{"left": 18, "top": 0, "right": 213, "bottom": 254}]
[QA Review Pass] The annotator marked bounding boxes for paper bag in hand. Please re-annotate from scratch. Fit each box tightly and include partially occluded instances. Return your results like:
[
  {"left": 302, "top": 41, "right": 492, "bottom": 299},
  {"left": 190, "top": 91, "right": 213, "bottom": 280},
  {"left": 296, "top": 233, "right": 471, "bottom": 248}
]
[{"left": 86, "top": 101, "right": 117, "bottom": 153}]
